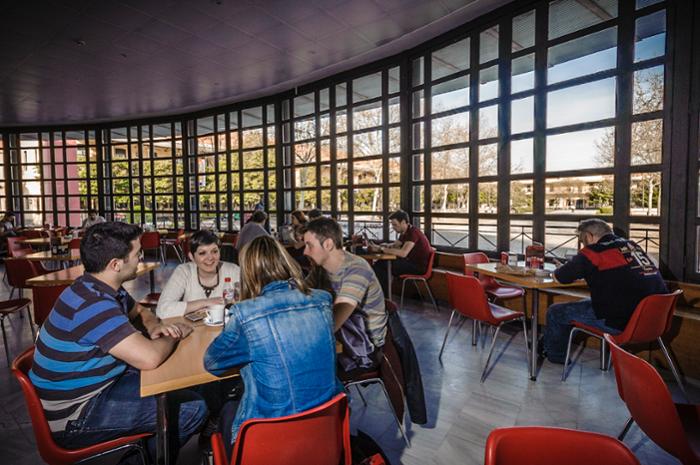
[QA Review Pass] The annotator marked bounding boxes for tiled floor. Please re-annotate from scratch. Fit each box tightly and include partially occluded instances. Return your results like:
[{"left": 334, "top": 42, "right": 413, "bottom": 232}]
[{"left": 0, "top": 260, "right": 690, "bottom": 464}]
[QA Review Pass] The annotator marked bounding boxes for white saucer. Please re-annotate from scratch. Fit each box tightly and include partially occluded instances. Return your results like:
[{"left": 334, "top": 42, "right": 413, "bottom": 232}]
[{"left": 203, "top": 317, "right": 224, "bottom": 326}]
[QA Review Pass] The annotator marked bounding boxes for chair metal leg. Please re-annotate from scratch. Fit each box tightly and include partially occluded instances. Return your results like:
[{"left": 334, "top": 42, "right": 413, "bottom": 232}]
[
  {"left": 657, "top": 337, "right": 689, "bottom": 402},
  {"left": 600, "top": 336, "right": 608, "bottom": 371},
  {"left": 480, "top": 324, "right": 502, "bottom": 383},
  {"left": 375, "top": 379, "right": 410, "bottom": 447},
  {"left": 561, "top": 327, "right": 580, "bottom": 382},
  {"left": 421, "top": 278, "right": 439, "bottom": 312},
  {"left": 520, "top": 317, "right": 530, "bottom": 370},
  {"left": 438, "top": 310, "right": 457, "bottom": 360},
  {"left": 399, "top": 279, "right": 408, "bottom": 310},
  {"left": 472, "top": 319, "right": 478, "bottom": 346},
  {"left": 25, "top": 306, "right": 36, "bottom": 340},
  {"left": 618, "top": 417, "right": 634, "bottom": 440},
  {"left": 1, "top": 317, "right": 9, "bottom": 366}
]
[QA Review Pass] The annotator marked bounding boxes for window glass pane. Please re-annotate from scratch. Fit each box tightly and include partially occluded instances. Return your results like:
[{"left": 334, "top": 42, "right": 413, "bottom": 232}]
[
  {"left": 545, "top": 220, "right": 581, "bottom": 258},
  {"left": 631, "top": 119, "right": 662, "bottom": 165},
  {"left": 479, "top": 105, "right": 498, "bottom": 140},
  {"left": 353, "top": 72, "right": 382, "bottom": 103},
  {"left": 545, "top": 175, "right": 614, "bottom": 214},
  {"left": 353, "top": 159, "right": 383, "bottom": 185},
  {"left": 354, "top": 130, "right": 382, "bottom": 157},
  {"left": 431, "top": 183, "right": 469, "bottom": 213},
  {"left": 633, "top": 65, "right": 664, "bottom": 114},
  {"left": 479, "top": 144, "right": 498, "bottom": 176},
  {"left": 510, "top": 220, "right": 534, "bottom": 255},
  {"left": 512, "top": 10, "right": 536, "bottom": 51},
  {"left": 479, "top": 26, "right": 499, "bottom": 64},
  {"left": 635, "top": 10, "right": 666, "bottom": 62},
  {"left": 511, "top": 97, "right": 534, "bottom": 134},
  {"left": 389, "top": 67, "right": 400, "bottom": 94},
  {"left": 353, "top": 101, "right": 382, "bottom": 130},
  {"left": 547, "top": 78, "right": 616, "bottom": 128},
  {"left": 432, "top": 216, "right": 469, "bottom": 248},
  {"left": 335, "top": 83, "right": 347, "bottom": 107},
  {"left": 636, "top": 0, "right": 662, "bottom": 8},
  {"left": 242, "top": 107, "right": 263, "bottom": 127},
  {"left": 512, "top": 53, "right": 535, "bottom": 93},
  {"left": 630, "top": 172, "right": 661, "bottom": 215},
  {"left": 629, "top": 223, "right": 659, "bottom": 263},
  {"left": 478, "top": 182, "right": 498, "bottom": 213},
  {"left": 511, "top": 138, "right": 534, "bottom": 174},
  {"left": 547, "top": 127, "right": 614, "bottom": 171},
  {"left": 412, "top": 57, "right": 424, "bottom": 87},
  {"left": 479, "top": 65, "right": 499, "bottom": 101},
  {"left": 412, "top": 90, "right": 425, "bottom": 118},
  {"left": 548, "top": 0, "right": 618, "bottom": 40},
  {"left": 548, "top": 27, "right": 617, "bottom": 84},
  {"left": 477, "top": 218, "right": 497, "bottom": 251},
  {"left": 431, "top": 113, "right": 469, "bottom": 147},
  {"left": 511, "top": 180, "right": 534, "bottom": 214},
  {"left": 431, "top": 148, "right": 469, "bottom": 180},
  {"left": 353, "top": 188, "right": 382, "bottom": 212},
  {"left": 431, "top": 76, "right": 470, "bottom": 114},
  {"left": 431, "top": 38, "right": 469, "bottom": 80},
  {"left": 294, "top": 93, "right": 315, "bottom": 117}
]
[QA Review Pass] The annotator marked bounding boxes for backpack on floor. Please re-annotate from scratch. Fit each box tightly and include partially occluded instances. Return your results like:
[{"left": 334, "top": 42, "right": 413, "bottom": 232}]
[{"left": 350, "top": 430, "right": 391, "bottom": 465}]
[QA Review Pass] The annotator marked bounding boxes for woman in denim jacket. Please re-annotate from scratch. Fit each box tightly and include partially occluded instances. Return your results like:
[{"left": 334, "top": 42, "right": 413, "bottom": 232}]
[{"left": 204, "top": 236, "right": 341, "bottom": 448}]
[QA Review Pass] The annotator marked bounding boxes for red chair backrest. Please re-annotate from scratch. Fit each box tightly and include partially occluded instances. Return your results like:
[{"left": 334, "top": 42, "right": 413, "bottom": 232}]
[
  {"left": 32, "top": 285, "right": 69, "bottom": 327},
  {"left": 423, "top": 247, "right": 436, "bottom": 277},
  {"left": 614, "top": 290, "right": 683, "bottom": 345},
  {"left": 220, "top": 393, "right": 351, "bottom": 465},
  {"left": 140, "top": 231, "right": 161, "bottom": 249},
  {"left": 69, "top": 238, "right": 81, "bottom": 250},
  {"left": 446, "top": 272, "right": 496, "bottom": 325},
  {"left": 182, "top": 237, "right": 191, "bottom": 259},
  {"left": 5, "top": 257, "right": 40, "bottom": 289},
  {"left": 463, "top": 252, "right": 498, "bottom": 287},
  {"left": 484, "top": 426, "right": 640, "bottom": 465},
  {"left": 7, "top": 237, "right": 32, "bottom": 256},
  {"left": 12, "top": 347, "right": 61, "bottom": 464},
  {"left": 605, "top": 334, "right": 696, "bottom": 464}
]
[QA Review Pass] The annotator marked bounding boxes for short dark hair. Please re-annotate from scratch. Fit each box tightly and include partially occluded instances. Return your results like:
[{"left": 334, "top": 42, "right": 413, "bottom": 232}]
[
  {"left": 302, "top": 217, "right": 343, "bottom": 249},
  {"left": 88, "top": 209, "right": 98, "bottom": 215},
  {"left": 81, "top": 222, "right": 142, "bottom": 273},
  {"left": 251, "top": 210, "right": 267, "bottom": 223},
  {"left": 189, "top": 230, "right": 222, "bottom": 254},
  {"left": 388, "top": 210, "right": 410, "bottom": 223},
  {"left": 307, "top": 208, "right": 323, "bottom": 220}
]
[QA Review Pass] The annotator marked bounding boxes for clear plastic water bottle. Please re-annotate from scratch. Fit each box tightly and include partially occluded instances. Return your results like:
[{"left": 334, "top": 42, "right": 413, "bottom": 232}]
[{"left": 223, "top": 277, "right": 234, "bottom": 306}]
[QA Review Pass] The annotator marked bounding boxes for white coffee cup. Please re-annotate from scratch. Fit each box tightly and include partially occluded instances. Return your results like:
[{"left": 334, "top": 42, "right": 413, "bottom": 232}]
[{"left": 206, "top": 304, "right": 225, "bottom": 325}]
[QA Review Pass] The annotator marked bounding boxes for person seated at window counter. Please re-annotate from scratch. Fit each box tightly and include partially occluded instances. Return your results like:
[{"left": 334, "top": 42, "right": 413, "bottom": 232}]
[
  {"left": 80, "top": 209, "right": 106, "bottom": 230},
  {"left": 156, "top": 230, "right": 240, "bottom": 319},
  {"left": 0, "top": 211, "right": 17, "bottom": 237},
  {"left": 307, "top": 208, "right": 324, "bottom": 221},
  {"left": 235, "top": 210, "right": 270, "bottom": 252},
  {"left": 303, "top": 217, "right": 387, "bottom": 374},
  {"left": 368, "top": 209, "right": 432, "bottom": 296},
  {"left": 204, "top": 236, "right": 340, "bottom": 451},
  {"left": 30, "top": 222, "right": 207, "bottom": 463},
  {"left": 542, "top": 218, "right": 668, "bottom": 364}
]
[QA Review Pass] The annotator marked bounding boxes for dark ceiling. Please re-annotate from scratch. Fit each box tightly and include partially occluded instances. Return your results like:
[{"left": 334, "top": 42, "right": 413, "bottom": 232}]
[{"left": 0, "top": 0, "right": 510, "bottom": 127}]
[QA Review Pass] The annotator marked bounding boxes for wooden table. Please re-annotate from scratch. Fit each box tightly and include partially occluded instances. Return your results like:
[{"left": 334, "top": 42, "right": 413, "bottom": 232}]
[
  {"left": 27, "top": 261, "right": 161, "bottom": 293},
  {"left": 141, "top": 318, "right": 238, "bottom": 465},
  {"left": 465, "top": 262, "right": 585, "bottom": 381},
  {"left": 19, "top": 237, "right": 72, "bottom": 247}
]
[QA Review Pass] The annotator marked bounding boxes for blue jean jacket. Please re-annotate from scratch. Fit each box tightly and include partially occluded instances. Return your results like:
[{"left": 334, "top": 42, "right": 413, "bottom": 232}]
[{"left": 204, "top": 280, "right": 342, "bottom": 443}]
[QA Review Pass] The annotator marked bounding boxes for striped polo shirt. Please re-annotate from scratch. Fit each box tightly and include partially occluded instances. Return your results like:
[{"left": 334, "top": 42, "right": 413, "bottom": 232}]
[
  {"left": 29, "top": 274, "right": 137, "bottom": 433},
  {"left": 329, "top": 251, "right": 387, "bottom": 347}
]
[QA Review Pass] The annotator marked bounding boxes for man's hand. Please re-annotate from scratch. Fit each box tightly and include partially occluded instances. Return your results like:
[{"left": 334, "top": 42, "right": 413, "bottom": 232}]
[
  {"left": 367, "top": 242, "right": 381, "bottom": 253},
  {"left": 149, "top": 322, "right": 193, "bottom": 340}
]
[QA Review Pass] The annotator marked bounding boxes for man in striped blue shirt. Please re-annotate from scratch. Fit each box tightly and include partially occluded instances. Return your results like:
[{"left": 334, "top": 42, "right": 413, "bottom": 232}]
[{"left": 30, "top": 222, "right": 207, "bottom": 463}]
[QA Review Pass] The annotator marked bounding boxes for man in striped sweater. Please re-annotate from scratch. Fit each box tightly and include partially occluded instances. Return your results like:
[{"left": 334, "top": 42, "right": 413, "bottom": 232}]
[{"left": 29, "top": 222, "right": 207, "bottom": 463}]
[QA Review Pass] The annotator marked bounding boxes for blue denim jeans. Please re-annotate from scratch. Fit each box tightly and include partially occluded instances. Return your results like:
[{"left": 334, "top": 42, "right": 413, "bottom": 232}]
[
  {"left": 544, "top": 299, "right": 620, "bottom": 363},
  {"left": 54, "top": 368, "right": 208, "bottom": 464}
]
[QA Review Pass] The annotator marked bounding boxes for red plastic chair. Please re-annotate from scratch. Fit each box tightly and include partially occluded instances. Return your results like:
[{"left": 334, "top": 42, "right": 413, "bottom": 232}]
[
  {"left": 438, "top": 273, "right": 529, "bottom": 383},
  {"left": 484, "top": 426, "right": 641, "bottom": 465},
  {"left": 210, "top": 393, "right": 351, "bottom": 465},
  {"left": 606, "top": 334, "right": 700, "bottom": 465},
  {"left": 12, "top": 347, "right": 151, "bottom": 465},
  {"left": 464, "top": 252, "right": 526, "bottom": 306},
  {"left": 399, "top": 247, "right": 439, "bottom": 312},
  {"left": 7, "top": 236, "right": 32, "bottom": 257},
  {"left": 68, "top": 238, "right": 81, "bottom": 250},
  {"left": 561, "top": 290, "right": 686, "bottom": 402},
  {"left": 439, "top": 273, "right": 529, "bottom": 382},
  {"left": 160, "top": 229, "right": 185, "bottom": 263},
  {"left": 0, "top": 298, "right": 33, "bottom": 365},
  {"left": 32, "top": 285, "right": 69, "bottom": 327},
  {"left": 138, "top": 292, "right": 161, "bottom": 308},
  {"left": 140, "top": 231, "right": 164, "bottom": 264},
  {"left": 5, "top": 253, "right": 48, "bottom": 299},
  {"left": 181, "top": 236, "right": 191, "bottom": 261}
]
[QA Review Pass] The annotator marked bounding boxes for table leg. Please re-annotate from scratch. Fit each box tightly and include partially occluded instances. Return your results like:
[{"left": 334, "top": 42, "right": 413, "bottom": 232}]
[
  {"left": 150, "top": 269, "right": 156, "bottom": 294},
  {"left": 156, "top": 393, "right": 169, "bottom": 465},
  {"left": 530, "top": 289, "right": 539, "bottom": 381},
  {"left": 387, "top": 260, "right": 393, "bottom": 300}
]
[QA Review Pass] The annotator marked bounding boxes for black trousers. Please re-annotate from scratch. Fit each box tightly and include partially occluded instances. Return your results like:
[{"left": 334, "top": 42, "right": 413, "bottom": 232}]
[{"left": 372, "top": 258, "right": 425, "bottom": 297}]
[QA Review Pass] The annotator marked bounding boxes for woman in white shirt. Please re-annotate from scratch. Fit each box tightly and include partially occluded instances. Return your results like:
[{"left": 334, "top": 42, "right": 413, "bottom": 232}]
[{"left": 156, "top": 230, "right": 240, "bottom": 319}]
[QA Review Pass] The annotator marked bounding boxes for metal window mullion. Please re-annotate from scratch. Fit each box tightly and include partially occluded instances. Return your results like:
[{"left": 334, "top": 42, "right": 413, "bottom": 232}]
[
  {"left": 532, "top": 4, "right": 548, "bottom": 245},
  {"left": 497, "top": 15, "right": 512, "bottom": 253},
  {"left": 347, "top": 80, "right": 355, "bottom": 234},
  {"left": 424, "top": 50, "right": 433, "bottom": 237},
  {"left": 469, "top": 33, "right": 480, "bottom": 250}
]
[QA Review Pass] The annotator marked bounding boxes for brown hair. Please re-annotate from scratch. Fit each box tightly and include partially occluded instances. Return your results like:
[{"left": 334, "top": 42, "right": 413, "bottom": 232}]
[
  {"left": 301, "top": 217, "right": 343, "bottom": 249},
  {"left": 239, "top": 235, "right": 310, "bottom": 300},
  {"left": 290, "top": 210, "right": 308, "bottom": 225}
]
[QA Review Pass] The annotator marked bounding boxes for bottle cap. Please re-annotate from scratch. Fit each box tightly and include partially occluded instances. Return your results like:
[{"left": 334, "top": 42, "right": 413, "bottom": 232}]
[{"left": 224, "top": 277, "right": 231, "bottom": 282}]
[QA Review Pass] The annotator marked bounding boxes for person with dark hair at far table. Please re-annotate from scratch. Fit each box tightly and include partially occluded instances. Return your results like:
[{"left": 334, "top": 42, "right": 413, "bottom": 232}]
[
  {"left": 368, "top": 209, "right": 432, "bottom": 297},
  {"left": 235, "top": 210, "right": 269, "bottom": 253},
  {"left": 29, "top": 222, "right": 207, "bottom": 464}
]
